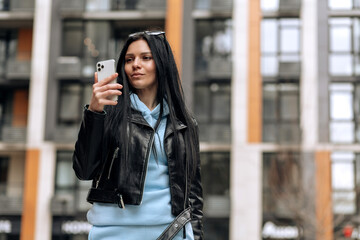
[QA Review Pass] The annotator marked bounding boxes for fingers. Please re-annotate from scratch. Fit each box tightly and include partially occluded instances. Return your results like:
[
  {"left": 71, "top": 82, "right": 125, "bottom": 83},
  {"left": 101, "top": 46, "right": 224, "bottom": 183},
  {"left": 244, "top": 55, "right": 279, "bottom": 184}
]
[
  {"left": 97, "top": 73, "right": 119, "bottom": 86},
  {"left": 94, "top": 72, "right": 98, "bottom": 83}
]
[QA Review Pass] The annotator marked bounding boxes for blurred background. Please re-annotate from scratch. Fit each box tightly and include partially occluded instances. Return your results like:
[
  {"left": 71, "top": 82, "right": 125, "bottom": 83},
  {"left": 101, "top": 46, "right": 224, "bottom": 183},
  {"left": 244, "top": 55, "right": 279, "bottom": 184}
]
[{"left": 0, "top": 0, "right": 358, "bottom": 239}]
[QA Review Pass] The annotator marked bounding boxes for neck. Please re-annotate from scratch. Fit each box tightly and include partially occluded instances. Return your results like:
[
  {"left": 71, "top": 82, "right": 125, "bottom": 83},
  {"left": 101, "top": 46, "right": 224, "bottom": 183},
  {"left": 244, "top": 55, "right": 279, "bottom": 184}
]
[{"left": 136, "top": 89, "right": 158, "bottom": 111}]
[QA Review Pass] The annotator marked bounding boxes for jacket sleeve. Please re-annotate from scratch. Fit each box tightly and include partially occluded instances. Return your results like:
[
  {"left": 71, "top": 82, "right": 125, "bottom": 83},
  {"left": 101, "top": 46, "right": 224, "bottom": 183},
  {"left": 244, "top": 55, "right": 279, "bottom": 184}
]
[
  {"left": 72, "top": 105, "right": 106, "bottom": 180},
  {"left": 189, "top": 123, "right": 204, "bottom": 240}
]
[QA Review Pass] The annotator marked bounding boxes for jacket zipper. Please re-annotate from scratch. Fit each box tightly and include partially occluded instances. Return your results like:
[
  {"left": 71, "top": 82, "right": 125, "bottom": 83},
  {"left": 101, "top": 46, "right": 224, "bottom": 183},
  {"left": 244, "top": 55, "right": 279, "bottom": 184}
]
[
  {"left": 139, "top": 132, "right": 155, "bottom": 204},
  {"left": 108, "top": 147, "right": 119, "bottom": 179},
  {"left": 95, "top": 147, "right": 119, "bottom": 188}
]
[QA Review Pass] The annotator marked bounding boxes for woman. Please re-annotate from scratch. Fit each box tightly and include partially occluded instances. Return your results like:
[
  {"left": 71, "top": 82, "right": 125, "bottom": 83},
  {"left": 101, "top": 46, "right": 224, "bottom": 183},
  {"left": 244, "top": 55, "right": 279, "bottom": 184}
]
[{"left": 73, "top": 31, "right": 203, "bottom": 240}]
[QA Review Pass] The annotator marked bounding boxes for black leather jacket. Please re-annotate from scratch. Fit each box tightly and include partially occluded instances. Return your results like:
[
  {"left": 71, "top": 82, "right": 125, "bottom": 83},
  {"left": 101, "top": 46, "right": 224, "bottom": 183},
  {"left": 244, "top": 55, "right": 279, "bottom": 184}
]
[{"left": 73, "top": 106, "right": 203, "bottom": 239}]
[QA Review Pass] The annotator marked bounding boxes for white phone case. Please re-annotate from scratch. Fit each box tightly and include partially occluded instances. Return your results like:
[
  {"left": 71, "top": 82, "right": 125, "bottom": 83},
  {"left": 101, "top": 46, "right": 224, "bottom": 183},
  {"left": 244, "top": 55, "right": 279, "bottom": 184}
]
[{"left": 96, "top": 59, "right": 117, "bottom": 101}]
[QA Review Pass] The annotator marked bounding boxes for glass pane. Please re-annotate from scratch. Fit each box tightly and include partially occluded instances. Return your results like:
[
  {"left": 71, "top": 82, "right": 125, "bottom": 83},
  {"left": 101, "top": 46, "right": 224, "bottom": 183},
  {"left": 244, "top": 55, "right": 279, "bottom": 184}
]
[
  {"left": 332, "top": 162, "right": 354, "bottom": 189},
  {"left": 194, "top": 85, "right": 210, "bottom": 122},
  {"left": 261, "top": 56, "right": 278, "bottom": 76},
  {"left": 332, "top": 191, "right": 356, "bottom": 214},
  {"left": 329, "top": 54, "right": 353, "bottom": 76},
  {"left": 280, "top": 28, "right": 300, "bottom": 53},
  {"left": 86, "top": 0, "right": 111, "bottom": 11},
  {"left": 261, "top": 20, "right": 278, "bottom": 53},
  {"left": 329, "top": 0, "right": 352, "bottom": 10},
  {"left": 330, "top": 91, "right": 353, "bottom": 120},
  {"left": 330, "top": 122, "right": 355, "bottom": 143},
  {"left": 329, "top": 18, "right": 352, "bottom": 26},
  {"left": 82, "top": 83, "right": 93, "bottom": 107},
  {"left": 280, "top": 19, "right": 300, "bottom": 27},
  {"left": 280, "top": 94, "right": 298, "bottom": 120},
  {"left": 56, "top": 160, "right": 76, "bottom": 188},
  {"left": 280, "top": 28, "right": 300, "bottom": 52},
  {"left": 356, "top": 154, "right": 360, "bottom": 185},
  {"left": 279, "top": 122, "right": 301, "bottom": 143},
  {"left": 84, "top": 21, "right": 111, "bottom": 59},
  {"left": 354, "top": 19, "right": 360, "bottom": 52},
  {"left": 59, "top": 84, "right": 81, "bottom": 123},
  {"left": 212, "top": 84, "right": 231, "bottom": 122},
  {"left": 263, "top": 84, "right": 277, "bottom": 120},
  {"left": 263, "top": 123, "right": 277, "bottom": 142},
  {"left": 261, "top": 0, "right": 278, "bottom": 11},
  {"left": 195, "top": 20, "right": 232, "bottom": 76},
  {"left": 330, "top": 27, "right": 351, "bottom": 52},
  {"left": 332, "top": 151, "right": 355, "bottom": 162},
  {"left": 355, "top": 56, "right": 360, "bottom": 75},
  {"left": 62, "top": 21, "right": 83, "bottom": 57}
]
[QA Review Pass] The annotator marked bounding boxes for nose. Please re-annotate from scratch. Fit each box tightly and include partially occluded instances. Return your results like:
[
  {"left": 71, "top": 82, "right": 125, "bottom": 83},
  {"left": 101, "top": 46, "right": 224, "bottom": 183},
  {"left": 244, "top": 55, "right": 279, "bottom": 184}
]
[{"left": 132, "top": 57, "right": 141, "bottom": 69}]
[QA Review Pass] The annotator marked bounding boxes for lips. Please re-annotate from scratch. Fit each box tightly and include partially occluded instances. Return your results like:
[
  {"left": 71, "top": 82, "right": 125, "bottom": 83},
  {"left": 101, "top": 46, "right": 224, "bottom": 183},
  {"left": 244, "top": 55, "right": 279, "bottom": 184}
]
[{"left": 131, "top": 73, "right": 144, "bottom": 78}]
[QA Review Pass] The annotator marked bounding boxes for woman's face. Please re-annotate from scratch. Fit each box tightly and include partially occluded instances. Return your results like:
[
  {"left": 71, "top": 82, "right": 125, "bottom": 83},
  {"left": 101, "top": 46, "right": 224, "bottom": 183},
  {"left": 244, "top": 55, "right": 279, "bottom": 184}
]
[{"left": 124, "top": 39, "right": 157, "bottom": 93}]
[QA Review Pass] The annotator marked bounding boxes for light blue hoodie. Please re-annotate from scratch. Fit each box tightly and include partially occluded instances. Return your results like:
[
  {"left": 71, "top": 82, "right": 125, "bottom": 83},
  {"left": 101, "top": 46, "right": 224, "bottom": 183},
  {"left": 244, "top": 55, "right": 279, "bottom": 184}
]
[{"left": 86, "top": 93, "right": 194, "bottom": 240}]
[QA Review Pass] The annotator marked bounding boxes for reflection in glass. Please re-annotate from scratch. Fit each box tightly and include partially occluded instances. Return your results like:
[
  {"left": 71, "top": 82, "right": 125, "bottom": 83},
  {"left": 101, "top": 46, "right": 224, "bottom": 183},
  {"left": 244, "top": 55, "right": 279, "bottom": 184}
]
[
  {"left": 59, "top": 84, "right": 82, "bottom": 124},
  {"left": 332, "top": 191, "right": 356, "bottom": 214},
  {"left": 331, "top": 151, "right": 356, "bottom": 214},
  {"left": 332, "top": 162, "right": 354, "bottom": 190},
  {"left": 261, "top": 20, "right": 278, "bottom": 53},
  {"left": 280, "top": 28, "right": 300, "bottom": 53},
  {"left": 330, "top": 122, "right": 354, "bottom": 143},
  {"left": 262, "top": 83, "right": 300, "bottom": 143},
  {"left": 261, "top": 56, "right": 278, "bottom": 76},
  {"left": 330, "top": 27, "right": 351, "bottom": 52},
  {"left": 330, "top": 91, "right": 353, "bottom": 120},
  {"left": 195, "top": 19, "right": 232, "bottom": 77},
  {"left": 329, "top": 0, "right": 352, "bottom": 10},
  {"left": 261, "top": 0, "right": 278, "bottom": 11},
  {"left": 194, "top": 82, "right": 231, "bottom": 143},
  {"left": 329, "top": 54, "right": 353, "bottom": 76}
]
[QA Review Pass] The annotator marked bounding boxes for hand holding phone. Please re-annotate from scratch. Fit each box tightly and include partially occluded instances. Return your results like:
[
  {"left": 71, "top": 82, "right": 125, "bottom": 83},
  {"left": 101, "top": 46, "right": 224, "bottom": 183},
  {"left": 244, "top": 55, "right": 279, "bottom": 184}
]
[{"left": 88, "top": 59, "right": 122, "bottom": 113}]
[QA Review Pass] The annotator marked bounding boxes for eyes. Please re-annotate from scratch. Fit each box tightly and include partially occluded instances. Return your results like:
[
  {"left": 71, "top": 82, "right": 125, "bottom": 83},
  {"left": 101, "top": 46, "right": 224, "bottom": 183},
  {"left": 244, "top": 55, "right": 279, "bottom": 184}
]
[{"left": 125, "top": 55, "right": 153, "bottom": 63}]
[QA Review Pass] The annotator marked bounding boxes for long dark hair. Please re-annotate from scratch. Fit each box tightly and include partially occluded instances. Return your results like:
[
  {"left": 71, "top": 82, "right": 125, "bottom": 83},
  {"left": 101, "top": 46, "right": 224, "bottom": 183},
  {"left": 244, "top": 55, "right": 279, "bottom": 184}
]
[{"left": 104, "top": 31, "right": 198, "bottom": 177}]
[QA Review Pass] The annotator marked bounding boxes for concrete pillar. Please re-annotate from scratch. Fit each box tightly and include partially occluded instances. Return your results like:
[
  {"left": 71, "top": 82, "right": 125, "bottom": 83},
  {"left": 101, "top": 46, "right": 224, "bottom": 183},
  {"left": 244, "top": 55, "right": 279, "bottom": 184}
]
[
  {"left": 301, "top": 0, "right": 319, "bottom": 148},
  {"left": 231, "top": 0, "right": 262, "bottom": 239},
  {"left": 21, "top": 0, "right": 56, "bottom": 239}
]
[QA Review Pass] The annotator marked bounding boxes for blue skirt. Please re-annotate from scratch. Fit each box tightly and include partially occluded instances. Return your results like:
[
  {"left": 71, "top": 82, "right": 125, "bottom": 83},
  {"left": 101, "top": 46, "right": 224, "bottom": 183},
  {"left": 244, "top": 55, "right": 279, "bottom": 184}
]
[{"left": 88, "top": 221, "right": 194, "bottom": 240}]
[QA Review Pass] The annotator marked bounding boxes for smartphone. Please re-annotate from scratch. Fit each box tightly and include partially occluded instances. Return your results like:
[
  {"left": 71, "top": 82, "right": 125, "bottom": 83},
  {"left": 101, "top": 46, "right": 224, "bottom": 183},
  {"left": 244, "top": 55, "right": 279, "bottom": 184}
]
[{"left": 96, "top": 59, "right": 117, "bottom": 101}]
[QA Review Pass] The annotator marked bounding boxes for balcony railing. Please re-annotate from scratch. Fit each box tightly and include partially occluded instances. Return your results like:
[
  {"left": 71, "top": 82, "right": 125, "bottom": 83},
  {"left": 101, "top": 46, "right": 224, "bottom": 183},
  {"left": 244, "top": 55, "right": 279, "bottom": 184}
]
[
  {"left": 6, "top": 59, "right": 31, "bottom": 79},
  {"left": 59, "top": 0, "right": 167, "bottom": 12},
  {"left": 0, "top": 184, "right": 24, "bottom": 215},
  {"left": 0, "top": 116, "right": 28, "bottom": 143}
]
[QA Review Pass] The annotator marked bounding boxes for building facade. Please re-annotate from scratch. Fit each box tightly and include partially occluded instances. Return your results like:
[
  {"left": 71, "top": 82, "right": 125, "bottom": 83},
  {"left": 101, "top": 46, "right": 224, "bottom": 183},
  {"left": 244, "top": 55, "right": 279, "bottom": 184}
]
[{"left": 0, "top": 0, "right": 359, "bottom": 240}]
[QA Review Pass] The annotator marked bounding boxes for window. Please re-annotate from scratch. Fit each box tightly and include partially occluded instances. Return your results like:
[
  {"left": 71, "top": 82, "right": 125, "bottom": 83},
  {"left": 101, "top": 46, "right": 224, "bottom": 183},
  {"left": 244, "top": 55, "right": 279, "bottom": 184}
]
[
  {"left": 58, "top": 81, "right": 92, "bottom": 125},
  {"left": 0, "top": 29, "right": 18, "bottom": 76},
  {"left": 194, "top": 0, "right": 232, "bottom": 11},
  {"left": 194, "top": 19, "right": 232, "bottom": 143},
  {"left": 0, "top": 157, "right": 9, "bottom": 195},
  {"left": 331, "top": 152, "right": 357, "bottom": 215},
  {"left": 261, "top": 18, "right": 301, "bottom": 77},
  {"left": 55, "top": 151, "right": 91, "bottom": 212},
  {"left": 201, "top": 152, "right": 230, "bottom": 240},
  {"left": 261, "top": 17, "right": 301, "bottom": 143},
  {"left": 328, "top": 18, "right": 360, "bottom": 77},
  {"left": 329, "top": 83, "right": 358, "bottom": 143},
  {"left": 194, "top": 19, "right": 232, "bottom": 79},
  {"left": 194, "top": 82, "right": 231, "bottom": 143},
  {"left": 328, "top": 0, "right": 360, "bottom": 10},
  {"left": 263, "top": 152, "right": 305, "bottom": 221},
  {"left": 262, "top": 82, "right": 300, "bottom": 143}
]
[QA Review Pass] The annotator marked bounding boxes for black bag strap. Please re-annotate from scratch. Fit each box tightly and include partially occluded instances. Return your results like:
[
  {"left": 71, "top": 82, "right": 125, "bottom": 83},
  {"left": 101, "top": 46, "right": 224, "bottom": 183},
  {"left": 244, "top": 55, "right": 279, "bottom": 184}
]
[{"left": 156, "top": 207, "right": 191, "bottom": 240}]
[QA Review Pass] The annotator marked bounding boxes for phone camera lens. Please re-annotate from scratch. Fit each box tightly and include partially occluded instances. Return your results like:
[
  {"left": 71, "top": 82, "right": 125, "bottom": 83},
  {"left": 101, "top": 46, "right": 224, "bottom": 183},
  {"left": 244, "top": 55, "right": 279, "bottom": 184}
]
[
  {"left": 98, "top": 68, "right": 101, "bottom": 71},
  {"left": 101, "top": 65, "right": 104, "bottom": 69},
  {"left": 97, "top": 63, "right": 100, "bottom": 67}
]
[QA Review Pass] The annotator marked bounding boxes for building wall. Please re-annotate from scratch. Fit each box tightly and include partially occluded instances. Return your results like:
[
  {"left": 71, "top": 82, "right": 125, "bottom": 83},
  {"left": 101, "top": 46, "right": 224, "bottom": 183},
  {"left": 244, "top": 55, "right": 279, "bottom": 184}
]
[{"left": 1, "top": 0, "right": 360, "bottom": 240}]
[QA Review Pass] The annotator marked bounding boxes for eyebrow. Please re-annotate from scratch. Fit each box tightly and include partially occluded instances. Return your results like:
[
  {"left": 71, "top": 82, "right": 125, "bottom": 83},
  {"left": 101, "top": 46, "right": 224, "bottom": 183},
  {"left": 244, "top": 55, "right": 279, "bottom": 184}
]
[{"left": 125, "top": 52, "right": 152, "bottom": 57}]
